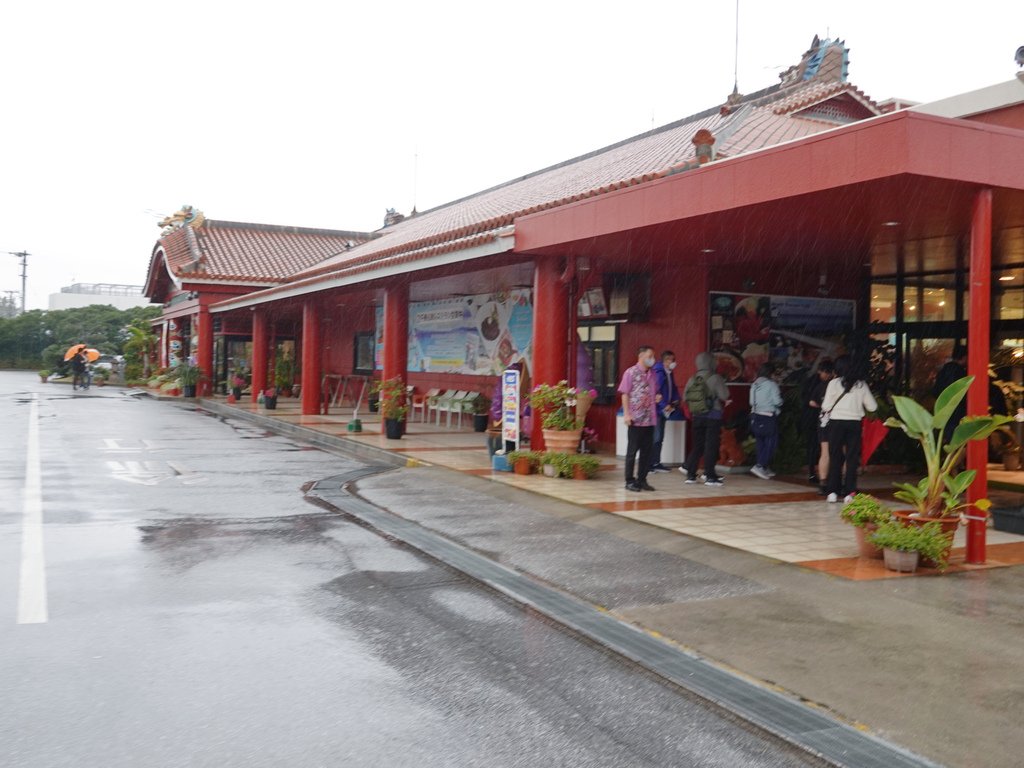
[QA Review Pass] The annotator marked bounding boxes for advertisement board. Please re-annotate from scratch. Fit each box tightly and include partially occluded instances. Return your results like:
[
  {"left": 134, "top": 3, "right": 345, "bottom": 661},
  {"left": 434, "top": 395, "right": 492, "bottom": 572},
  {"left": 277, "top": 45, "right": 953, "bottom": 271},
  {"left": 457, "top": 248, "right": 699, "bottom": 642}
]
[
  {"left": 501, "top": 368, "right": 520, "bottom": 448},
  {"left": 376, "top": 289, "right": 533, "bottom": 375},
  {"left": 708, "top": 292, "right": 855, "bottom": 384}
]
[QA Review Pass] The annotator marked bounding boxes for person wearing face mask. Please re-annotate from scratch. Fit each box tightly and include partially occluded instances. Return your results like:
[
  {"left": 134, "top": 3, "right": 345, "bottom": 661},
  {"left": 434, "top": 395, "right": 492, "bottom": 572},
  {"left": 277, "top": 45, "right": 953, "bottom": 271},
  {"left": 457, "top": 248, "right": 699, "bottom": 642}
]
[
  {"left": 649, "top": 350, "right": 680, "bottom": 473},
  {"left": 618, "top": 345, "right": 660, "bottom": 492}
]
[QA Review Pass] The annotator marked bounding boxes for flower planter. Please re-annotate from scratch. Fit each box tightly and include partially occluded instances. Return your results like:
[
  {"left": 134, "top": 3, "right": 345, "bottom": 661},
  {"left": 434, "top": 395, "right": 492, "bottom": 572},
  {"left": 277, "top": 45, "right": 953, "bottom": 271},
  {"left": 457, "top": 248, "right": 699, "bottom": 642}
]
[
  {"left": 473, "top": 414, "right": 489, "bottom": 433},
  {"left": 542, "top": 464, "right": 558, "bottom": 478},
  {"left": 854, "top": 523, "right": 884, "bottom": 559},
  {"left": 264, "top": 396, "right": 277, "bottom": 410},
  {"left": 182, "top": 385, "right": 196, "bottom": 398},
  {"left": 893, "top": 510, "right": 958, "bottom": 566},
  {"left": 232, "top": 387, "right": 242, "bottom": 400},
  {"left": 572, "top": 466, "right": 591, "bottom": 481},
  {"left": 542, "top": 428, "right": 582, "bottom": 454},
  {"left": 513, "top": 458, "right": 533, "bottom": 475},
  {"left": 384, "top": 418, "right": 404, "bottom": 440},
  {"left": 883, "top": 548, "right": 919, "bottom": 573}
]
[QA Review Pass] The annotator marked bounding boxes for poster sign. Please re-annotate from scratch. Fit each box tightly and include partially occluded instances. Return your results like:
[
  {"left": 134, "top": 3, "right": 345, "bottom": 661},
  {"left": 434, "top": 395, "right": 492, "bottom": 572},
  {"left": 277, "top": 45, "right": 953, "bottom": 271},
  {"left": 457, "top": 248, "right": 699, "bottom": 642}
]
[
  {"left": 502, "top": 368, "right": 520, "bottom": 448},
  {"left": 375, "top": 290, "right": 533, "bottom": 376},
  {"left": 709, "top": 292, "right": 855, "bottom": 385}
]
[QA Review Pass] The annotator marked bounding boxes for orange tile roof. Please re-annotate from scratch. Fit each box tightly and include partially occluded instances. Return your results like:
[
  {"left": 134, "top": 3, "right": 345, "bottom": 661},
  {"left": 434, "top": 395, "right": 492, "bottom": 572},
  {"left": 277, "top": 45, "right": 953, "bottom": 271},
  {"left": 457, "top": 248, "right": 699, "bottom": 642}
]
[
  {"left": 286, "top": 79, "right": 879, "bottom": 286},
  {"left": 147, "top": 220, "right": 376, "bottom": 292}
]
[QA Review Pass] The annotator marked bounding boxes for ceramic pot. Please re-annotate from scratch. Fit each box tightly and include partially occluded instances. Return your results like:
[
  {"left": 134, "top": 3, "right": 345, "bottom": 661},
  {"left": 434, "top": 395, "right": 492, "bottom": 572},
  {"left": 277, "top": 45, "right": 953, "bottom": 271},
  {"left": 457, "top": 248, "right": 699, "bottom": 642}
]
[
  {"left": 473, "top": 414, "right": 489, "bottom": 433},
  {"left": 883, "top": 548, "right": 919, "bottom": 573},
  {"left": 542, "top": 464, "right": 558, "bottom": 478},
  {"left": 182, "top": 385, "right": 196, "bottom": 398},
  {"left": 384, "top": 418, "right": 404, "bottom": 440},
  {"left": 572, "top": 466, "right": 590, "bottom": 481},
  {"left": 264, "top": 395, "right": 277, "bottom": 409},
  {"left": 542, "top": 429, "right": 582, "bottom": 454},
  {"left": 513, "top": 458, "right": 533, "bottom": 475},
  {"left": 854, "top": 523, "right": 884, "bottom": 559},
  {"left": 893, "top": 510, "right": 959, "bottom": 566}
]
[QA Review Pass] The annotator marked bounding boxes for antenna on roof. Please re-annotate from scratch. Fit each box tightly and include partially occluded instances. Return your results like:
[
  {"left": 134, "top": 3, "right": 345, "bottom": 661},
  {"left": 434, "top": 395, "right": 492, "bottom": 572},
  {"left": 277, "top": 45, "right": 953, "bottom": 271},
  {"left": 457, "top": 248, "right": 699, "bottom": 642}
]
[
  {"left": 732, "top": 0, "right": 740, "bottom": 95},
  {"left": 412, "top": 152, "right": 419, "bottom": 213}
]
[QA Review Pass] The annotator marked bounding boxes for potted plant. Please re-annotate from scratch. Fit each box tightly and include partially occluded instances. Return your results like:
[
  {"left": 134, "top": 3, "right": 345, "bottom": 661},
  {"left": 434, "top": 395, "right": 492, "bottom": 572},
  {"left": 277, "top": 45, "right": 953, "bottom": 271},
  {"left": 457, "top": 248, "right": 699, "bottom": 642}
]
[
  {"left": 507, "top": 450, "right": 538, "bottom": 475},
  {"left": 884, "top": 376, "right": 1007, "bottom": 544},
  {"left": 231, "top": 373, "right": 246, "bottom": 401},
  {"left": 870, "top": 519, "right": 954, "bottom": 573},
  {"left": 374, "top": 377, "right": 408, "bottom": 439},
  {"left": 472, "top": 394, "right": 492, "bottom": 433},
  {"left": 529, "top": 381, "right": 594, "bottom": 453},
  {"left": 176, "top": 363, "right": 202, "bottom": 398},
  {"left": 540, "top": 452, "right": 567, "bottom": 478},
  {"left": 263, "top": 386, "right": 278, "bottom": 409},
  {"left": 94, "top": 369, "right": 109, "bottom": 387},
  {"left": 38, "top": 369, "right": 50, "bottom": 383},
  {"left": 839, "top": 494, "right": 893, "bottom": 559},
  {"left": 275, "top": 356, "right": 294, "bottom": 398},
  {"left": 569, "top": 454, "right": 601, "bottom": 480}
]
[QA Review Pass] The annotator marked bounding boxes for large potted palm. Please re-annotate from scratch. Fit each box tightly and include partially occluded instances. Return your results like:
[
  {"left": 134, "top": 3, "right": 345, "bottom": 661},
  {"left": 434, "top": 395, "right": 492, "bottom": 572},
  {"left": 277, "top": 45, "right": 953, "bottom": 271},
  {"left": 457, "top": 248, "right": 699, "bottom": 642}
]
[
  {"left": 884, "top": 376, "right": 1009, "bottom": 550},
  {"left": 176, "top": 363, "right": 202, "bottom": 398}
]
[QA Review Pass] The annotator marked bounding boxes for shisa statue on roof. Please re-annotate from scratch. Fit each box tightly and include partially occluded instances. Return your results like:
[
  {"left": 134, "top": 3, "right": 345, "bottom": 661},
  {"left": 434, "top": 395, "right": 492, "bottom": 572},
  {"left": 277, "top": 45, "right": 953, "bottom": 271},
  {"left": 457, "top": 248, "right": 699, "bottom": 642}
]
[{"left": 159, "top": 205, "right": 206, "bottom": 235}]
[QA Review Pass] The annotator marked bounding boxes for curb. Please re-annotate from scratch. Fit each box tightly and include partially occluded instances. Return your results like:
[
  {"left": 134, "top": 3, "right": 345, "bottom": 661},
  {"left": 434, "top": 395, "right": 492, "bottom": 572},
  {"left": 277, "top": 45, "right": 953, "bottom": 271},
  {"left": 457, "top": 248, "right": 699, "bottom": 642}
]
[{"left": 308, "top": 469, "right": 943, "bottom": 768}]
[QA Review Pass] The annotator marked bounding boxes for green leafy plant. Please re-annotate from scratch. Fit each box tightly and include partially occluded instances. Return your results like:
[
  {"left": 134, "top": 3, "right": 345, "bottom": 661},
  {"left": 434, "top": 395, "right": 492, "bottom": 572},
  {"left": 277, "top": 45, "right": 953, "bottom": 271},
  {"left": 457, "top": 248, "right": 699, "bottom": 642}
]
[
  {"left": 839, "top": 493, "right": 893, "bottom": 528},
  {"left": 869, "top": 519, "right": 954, "bottom": 570},
  {"left": 506, "top": 450, "right": 540, "bottom": 467},
  {"left": 568, "top": 454, "right": 601, "bottom": 478},
  {"left": 885, "top": 376, "right": 1010, "bottom": 518},
  {"left": 529, "top": 381, "right": 585, "bottom": 431},
  {"left": 539, "top": 452, "right": 573, "bottom": 477},
  {"left": 176, "top": 363, "right": 202, "bottom": 386},
  {"left": 472, "top": 393, "right": 492, "bottom": 416},
  {"left": 373, "top": 377, "right": 408, "bottom": 421},
  {"left": 274, "top": 355, "right": 294, "bottom": 391},
  {"left": 38, "top": 369, "right": 50, "bottom": 379}
]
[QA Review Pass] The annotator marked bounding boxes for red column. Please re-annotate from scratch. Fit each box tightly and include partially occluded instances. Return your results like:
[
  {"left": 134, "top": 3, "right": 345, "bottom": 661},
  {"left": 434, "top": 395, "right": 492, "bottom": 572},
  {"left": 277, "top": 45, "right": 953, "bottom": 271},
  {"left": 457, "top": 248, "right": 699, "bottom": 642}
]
[
  {"left": 382, "top": 281, "right": 409, "bottom": 384},
  {"left": 531, "top": 257, "right": 570, "bottom": 450},
  {"left": 196, "top": 307, "right": 214, "bottom": 397},
  {"left": 301, "top": 301, "right": 322, "bottom": 415},
  {"left": 966, "top": 188, "right": 993, "bottom": 565},
  {"left": 251, "top": 310, "right": 268, "bottom": 402}
]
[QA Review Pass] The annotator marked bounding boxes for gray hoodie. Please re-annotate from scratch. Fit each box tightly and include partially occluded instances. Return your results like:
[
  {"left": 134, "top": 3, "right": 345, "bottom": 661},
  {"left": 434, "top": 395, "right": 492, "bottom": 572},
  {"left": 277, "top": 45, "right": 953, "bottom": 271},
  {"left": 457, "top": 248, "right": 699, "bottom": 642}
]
[{"left": 686, "top": 352, "right": 730, "bottom": 418}]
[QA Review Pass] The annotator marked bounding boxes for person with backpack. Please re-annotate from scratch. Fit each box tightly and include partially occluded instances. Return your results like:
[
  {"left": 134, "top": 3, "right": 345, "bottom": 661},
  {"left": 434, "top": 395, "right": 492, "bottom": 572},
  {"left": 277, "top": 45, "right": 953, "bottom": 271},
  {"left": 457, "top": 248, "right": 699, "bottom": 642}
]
[
  {"left": 821, "top": 355, "right": 878, "bottom": 504},
  {"left": 749, "top": 363, "right": 783, "bottom": 480},
  {"left": 681, "top": 352, "right": 730, "bottom": 486},
  {"left": 619, "top": 346, "right": 660, "bottom": 492},
  {"left": 649, "top": 350, "right": 680, "bottom": 473}
]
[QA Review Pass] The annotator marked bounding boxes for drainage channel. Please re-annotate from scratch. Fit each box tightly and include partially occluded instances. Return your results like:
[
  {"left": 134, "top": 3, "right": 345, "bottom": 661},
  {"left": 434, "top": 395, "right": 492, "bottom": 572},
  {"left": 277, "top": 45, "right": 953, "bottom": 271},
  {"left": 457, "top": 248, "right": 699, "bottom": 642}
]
[{"left": 310, "top": 472, "right": 943, "bottom": 768}]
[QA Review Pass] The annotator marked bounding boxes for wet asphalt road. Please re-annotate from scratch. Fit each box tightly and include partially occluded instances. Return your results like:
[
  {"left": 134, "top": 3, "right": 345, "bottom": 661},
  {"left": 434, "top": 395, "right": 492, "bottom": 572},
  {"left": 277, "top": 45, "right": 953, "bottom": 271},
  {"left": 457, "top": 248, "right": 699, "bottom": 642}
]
[{"left": 0, "top": 372, "right": 819, "bottom": 767}]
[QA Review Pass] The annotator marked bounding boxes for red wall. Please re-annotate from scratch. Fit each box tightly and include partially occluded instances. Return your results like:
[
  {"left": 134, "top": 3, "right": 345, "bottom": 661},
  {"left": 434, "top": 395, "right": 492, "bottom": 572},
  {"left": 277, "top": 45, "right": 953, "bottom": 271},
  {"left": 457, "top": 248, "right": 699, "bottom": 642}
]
[{"left": 967, "top": 102, "right": 1024, "bottom": 131}]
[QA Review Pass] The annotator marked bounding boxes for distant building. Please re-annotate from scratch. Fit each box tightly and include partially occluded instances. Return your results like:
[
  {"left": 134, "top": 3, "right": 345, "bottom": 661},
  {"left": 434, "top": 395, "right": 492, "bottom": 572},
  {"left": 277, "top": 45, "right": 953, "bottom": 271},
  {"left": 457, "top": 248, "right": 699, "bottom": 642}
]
[{"left": 48, "top": 283, "right": 155, "bottom": 311}]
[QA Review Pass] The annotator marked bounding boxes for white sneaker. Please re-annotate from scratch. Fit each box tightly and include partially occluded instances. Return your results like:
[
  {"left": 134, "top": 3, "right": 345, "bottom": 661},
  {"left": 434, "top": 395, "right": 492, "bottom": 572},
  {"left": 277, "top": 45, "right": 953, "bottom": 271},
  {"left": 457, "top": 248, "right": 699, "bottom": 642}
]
[
  {"left": 843, "top": 494, "right": 856, "bottom": 504},
  {"left": 750, "top": 465, "right": 771, "bottom": 480},
  {"left": 766, "top": 468, "right": 777, "bottom": 478},
  {"left": 826, "top": 493, "right": 839, "bottom": 503}
]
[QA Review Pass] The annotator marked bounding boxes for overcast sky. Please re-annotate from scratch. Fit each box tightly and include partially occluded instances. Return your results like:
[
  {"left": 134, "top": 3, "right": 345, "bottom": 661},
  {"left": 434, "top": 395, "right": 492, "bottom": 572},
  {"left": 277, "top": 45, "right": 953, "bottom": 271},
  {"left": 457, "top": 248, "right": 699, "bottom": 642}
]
[{"left": 1, "top": 1, "right": 1021, "bottom": 309}]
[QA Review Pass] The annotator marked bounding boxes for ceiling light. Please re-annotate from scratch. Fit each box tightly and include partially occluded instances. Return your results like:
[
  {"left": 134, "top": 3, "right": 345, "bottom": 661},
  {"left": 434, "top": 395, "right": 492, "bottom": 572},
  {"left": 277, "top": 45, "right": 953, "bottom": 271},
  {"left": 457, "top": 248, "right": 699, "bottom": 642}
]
[
  {"left": 1015, "top": 349, "right": 1024, "bottom": 359},
  {"left": 939, "top": 301, "right": 946, "bottom": 307},
  {"left": 999, "top": 275, "right": 1016, "bottom": 282},
  {"left": 700, "top": 248, "right": 715, "bottom": 254},
  {"left": 882, "top": 221, "right": 901, "bottom": 227},
  {"left": 909, "top": 305, "right": 917, "bottom": 310}
]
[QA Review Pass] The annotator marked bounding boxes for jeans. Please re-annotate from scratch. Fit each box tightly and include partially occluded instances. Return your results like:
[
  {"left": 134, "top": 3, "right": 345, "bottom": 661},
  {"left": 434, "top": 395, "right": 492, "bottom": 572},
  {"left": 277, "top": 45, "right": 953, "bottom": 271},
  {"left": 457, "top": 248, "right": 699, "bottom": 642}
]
[
  {"left": 625, "top": 425, "right": 654, "bottom": 484},
  {"left": 827, "top": 419, "right": 862, "bottom": 496},
  {"left": 750, "top": 413, "right": 778, "bottom": 469},
  {"left": 650, "top": 413, "right": 667, "bottom": 468},
  {"left": 684, "top": 416, "right": 722, "bottom": 480}
]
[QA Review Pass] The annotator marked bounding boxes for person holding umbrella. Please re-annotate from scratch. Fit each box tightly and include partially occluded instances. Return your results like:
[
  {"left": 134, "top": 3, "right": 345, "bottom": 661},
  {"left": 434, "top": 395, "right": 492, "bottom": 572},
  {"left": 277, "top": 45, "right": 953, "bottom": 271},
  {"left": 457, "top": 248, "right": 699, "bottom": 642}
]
[{"left": 68, "top": 343, "right": 87, "bottom": 390}]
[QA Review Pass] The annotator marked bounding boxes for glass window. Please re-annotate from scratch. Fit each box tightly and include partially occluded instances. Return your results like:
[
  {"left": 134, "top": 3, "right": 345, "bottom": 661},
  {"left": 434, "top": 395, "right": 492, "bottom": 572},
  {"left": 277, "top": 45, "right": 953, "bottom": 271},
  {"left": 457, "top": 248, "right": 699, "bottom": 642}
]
[
  {"left": 996, "top": 227, "right": 1024, "bottom": 267},
  {"left": 869, "top": 281, "right": 897, "bottom": 324},
  {"left": 906, "top": 338, "right": 955, "bottom": 399},
  {"left": 903, "top": 237, "right": 958, "bottom": 273},
  {"left": 902, "top": 274, "right": 957, "bottom": 322},
  {"left": 870, "top": 243, "right": 898, "bottom": 276},
  {"left": 577, "top": 324, "right": 618, "bottom": 404},
  {"left": 995, "top": 268, "right": 1024, "bottom": 320}
]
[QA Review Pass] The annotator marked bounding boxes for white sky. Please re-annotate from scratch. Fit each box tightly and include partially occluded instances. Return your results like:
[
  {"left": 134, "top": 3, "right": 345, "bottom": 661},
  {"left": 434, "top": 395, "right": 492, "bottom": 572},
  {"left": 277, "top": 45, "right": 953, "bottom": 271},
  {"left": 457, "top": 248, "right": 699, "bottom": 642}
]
[{"left": 1, "top": 0, "right": 1021, "bottom": 309}]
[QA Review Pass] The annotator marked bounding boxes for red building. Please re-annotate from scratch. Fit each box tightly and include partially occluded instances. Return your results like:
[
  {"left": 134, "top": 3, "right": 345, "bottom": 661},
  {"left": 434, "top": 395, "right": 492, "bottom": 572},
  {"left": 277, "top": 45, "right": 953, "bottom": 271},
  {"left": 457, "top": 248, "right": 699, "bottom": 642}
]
[{"left": 148, "top": 38, "right": 1024, "bottom": 562}]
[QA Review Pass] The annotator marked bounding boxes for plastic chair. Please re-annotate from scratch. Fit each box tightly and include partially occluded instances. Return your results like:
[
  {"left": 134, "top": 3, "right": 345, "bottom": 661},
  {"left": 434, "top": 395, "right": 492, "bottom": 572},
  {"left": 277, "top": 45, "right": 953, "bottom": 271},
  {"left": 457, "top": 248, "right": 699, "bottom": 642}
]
[
  {"left": 412, "top": 388, "right": 438, "bottom": 423},
  {"left": 437, "top": 390, "right": 467, "bottom": 427},
  {"left": 429, "top": 390, "right": 453, "bottom": 424},
  {"left": 448, "top": 391, "right": 478, "bottom": 429}
]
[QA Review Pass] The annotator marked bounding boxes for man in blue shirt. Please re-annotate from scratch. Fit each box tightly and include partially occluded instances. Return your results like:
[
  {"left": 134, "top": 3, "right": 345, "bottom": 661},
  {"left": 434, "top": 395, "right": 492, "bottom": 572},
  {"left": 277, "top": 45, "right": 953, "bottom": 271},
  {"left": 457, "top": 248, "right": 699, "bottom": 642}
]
[{"left": 649, "top": 350, "right": 680, "bottom": 473}]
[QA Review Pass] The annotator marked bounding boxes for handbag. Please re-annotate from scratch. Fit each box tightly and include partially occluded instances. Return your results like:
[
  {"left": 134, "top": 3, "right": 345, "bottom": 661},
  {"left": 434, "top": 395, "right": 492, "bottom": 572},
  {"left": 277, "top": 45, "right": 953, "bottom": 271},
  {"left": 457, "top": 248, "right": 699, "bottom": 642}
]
[{"left": 819, "top": 386, "right": 851, "bottom": 429}]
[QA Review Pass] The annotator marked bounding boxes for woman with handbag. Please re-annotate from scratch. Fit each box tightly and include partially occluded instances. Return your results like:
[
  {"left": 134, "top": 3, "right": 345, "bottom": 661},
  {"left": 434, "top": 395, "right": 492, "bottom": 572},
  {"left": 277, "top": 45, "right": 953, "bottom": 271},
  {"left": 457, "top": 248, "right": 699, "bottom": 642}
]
[{"left": 820, "top": 355, "right": 878, "bottom": 504}]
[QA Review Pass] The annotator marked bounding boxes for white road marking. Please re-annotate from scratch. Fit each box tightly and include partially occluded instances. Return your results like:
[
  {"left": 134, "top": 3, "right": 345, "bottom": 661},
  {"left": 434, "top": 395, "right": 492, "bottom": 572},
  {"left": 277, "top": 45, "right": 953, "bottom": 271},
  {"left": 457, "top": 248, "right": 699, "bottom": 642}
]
[{"left": 17, "top": 394, "right": 47, "bottom": 624}]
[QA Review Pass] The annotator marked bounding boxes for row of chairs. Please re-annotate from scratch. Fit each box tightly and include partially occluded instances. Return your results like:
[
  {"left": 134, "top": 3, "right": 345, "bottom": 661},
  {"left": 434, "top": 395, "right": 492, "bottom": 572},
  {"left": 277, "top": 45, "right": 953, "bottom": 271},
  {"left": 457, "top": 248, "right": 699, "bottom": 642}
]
[{"left": 408, "top": 388, "right": 483, "bottom": 428}]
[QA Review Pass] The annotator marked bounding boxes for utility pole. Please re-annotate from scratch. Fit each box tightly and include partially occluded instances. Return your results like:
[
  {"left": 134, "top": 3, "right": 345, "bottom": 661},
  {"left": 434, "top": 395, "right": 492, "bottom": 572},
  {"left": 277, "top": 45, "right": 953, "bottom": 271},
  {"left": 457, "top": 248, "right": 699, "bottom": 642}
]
[{"left": 3, "top": 251, "right": 29, "bottom": 313}]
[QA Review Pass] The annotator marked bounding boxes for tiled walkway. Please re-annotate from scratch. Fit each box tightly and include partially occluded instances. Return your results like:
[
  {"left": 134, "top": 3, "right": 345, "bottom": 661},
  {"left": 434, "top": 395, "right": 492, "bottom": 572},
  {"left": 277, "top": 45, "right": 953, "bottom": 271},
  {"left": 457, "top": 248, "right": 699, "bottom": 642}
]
[{"left": 218, "top": 397, "right": 1024, "bottom": 579}]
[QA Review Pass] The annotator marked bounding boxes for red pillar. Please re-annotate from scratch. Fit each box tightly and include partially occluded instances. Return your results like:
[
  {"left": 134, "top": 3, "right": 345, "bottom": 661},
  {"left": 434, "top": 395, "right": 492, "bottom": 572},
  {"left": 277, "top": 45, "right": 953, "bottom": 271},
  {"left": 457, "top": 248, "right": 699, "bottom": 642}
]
[
  {"left": 966, "top": 188, "right": 993, "bottom": 565},
  {"left": 251, "top": 310, "right": 268, "bottom": 402},
  {"left": 196, "top": 307, "right": 214, "bottom": 397},
  {"left": 382, "top": 281, "right": 409, "bottom": 384},
  {"left": 301, "top": 301, "right": 322, "bottom": 415},
  {"left": 531, "top": 257, "right": 570, "bottom": 450}
]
